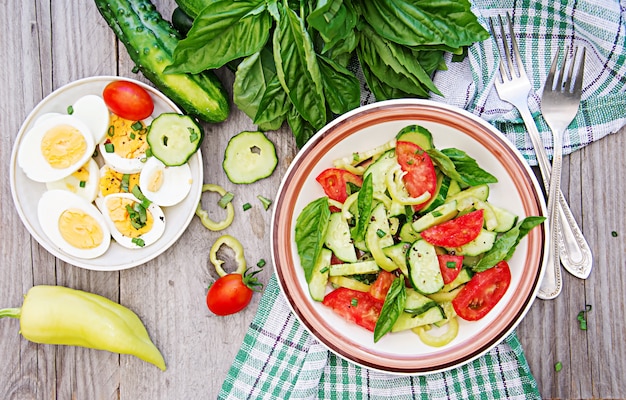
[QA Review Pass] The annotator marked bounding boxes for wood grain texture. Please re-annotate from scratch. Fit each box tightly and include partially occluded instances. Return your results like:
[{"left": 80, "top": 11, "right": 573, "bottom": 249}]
[{"left": 0, "top": 1, "right": 624, "bottom": 399}]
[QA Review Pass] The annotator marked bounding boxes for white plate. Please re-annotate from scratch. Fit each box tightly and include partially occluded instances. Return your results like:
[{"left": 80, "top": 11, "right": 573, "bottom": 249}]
[
  {"left": 10, "top": 76, "right": 203, "bottom": 271},
  {"left": 271, "top": 99, "right": 548, "bottom": 374}
]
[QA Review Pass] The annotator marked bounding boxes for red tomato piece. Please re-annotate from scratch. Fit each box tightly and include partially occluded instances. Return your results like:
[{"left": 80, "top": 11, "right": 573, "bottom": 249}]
[
  {"left": 103, "top": 80, "right": 154, "bottom": 121},
  {"left": 452, "top": 261, "right": 511, "bottom": 321},
  {"left": 322, "top": 288, "right": 384, "bottom": 331},
  {"left": 421, "top": 209, "right": 484, "bottom": 248},
  {"left": 437, "top": 254, "right": 464, "bottom": 284},
  {"left": 316, "top": 168, "right": 363, "bottom": 203},
  {"left": 206, "top": 270, "right": 262, "bottom": 316},
  {"left": 368, "top": 270, "right": 396, "bottom": 301},
  {"left": 395, "top": 141, "right": 437, "bottom": 210}
]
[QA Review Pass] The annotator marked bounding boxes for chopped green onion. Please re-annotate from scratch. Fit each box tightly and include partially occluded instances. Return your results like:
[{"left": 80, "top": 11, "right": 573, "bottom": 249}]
[
  {"left": 432, "top": 211, "right": 442, "bottom": 217},
  {"left": 132, "top": 237, "right": 146, "bottom": 247},
  {"left": 352, "top": 153, "right": 360, "bottom": 162},
  {"left": 446, "top": 261, "right": 456, "bottom": 269},
  {"left": 132, "top": 186, "right": 152, "bottom": 208},
  {"left": 130, "top": 132, "right": 136, "bottom": 140},
  {"left": 107, "top": 125, "right": 115, "bottom": 137},
  {"left": 131, "top": 121, "right": 143, "bottom": 131},
  {"left": 319, "top": 266, "right": 329, "bottom": 274},
  {"left": 67, "top": 105, "right": 74, "bottom": 115},
  {"left": 257, "top": 259, "right": 267, "bottom": 268},
  {"left": 125, "top": 205, "right": 144, "bottom": 229},
  {"left": 104, "top": 143, "right": 115, "bottom": 153},
  {"left": 577, "top": 305, "right": 592, "bottom": 330},
  {"left": 145, "top": 148, "right": 153, "bottom": 157},
  {"left": 188, "top": 127, "right": 199, "bottom": 142},
  {"left": 79, "top": 181, "right": 86, "bottom": 188},
  {"left": 257, "top": 195, "right": 272, "bottom": 210},
  {"left": 612, "top": 231, "right": 618, "bottom": 237},
  {"left": 121, "top": 174, "right": 130, "bottom": 192},
  {"left": 218, "top": 192, "right": 235, "bottom": 209},
  {"left": 554, "top": 362, "right": 562, "bottom": 372},
  {"left": 132, "top": 66, "right": 140, "bottom": 73},
  {"left": 242, "top": 203, "right": 252, "bottom": 211},
  {"left": 350, "top": 298, "right": 358, "bottom": 307},
  {"left": 376, "top": 229, "right": 386, "bottom": 238}
]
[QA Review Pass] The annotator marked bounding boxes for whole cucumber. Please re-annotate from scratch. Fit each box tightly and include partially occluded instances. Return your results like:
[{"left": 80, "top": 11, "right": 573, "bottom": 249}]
[{"left": 95, "top": 0, "right": 229, "bottom": 123}]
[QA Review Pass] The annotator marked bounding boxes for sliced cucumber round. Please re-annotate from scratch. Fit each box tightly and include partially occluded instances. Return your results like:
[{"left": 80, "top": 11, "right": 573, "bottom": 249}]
[
  {"left": 223, "top": 131, "right": 278, "bottom": 184},
  {"left": 147, "top": 113, "right": 203, "bottom": 166}
]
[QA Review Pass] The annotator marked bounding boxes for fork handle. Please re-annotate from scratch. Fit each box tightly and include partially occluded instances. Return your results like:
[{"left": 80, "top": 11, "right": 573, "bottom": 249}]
[{"left": 517, "top": 107, "right": 592, "bottom": 280}]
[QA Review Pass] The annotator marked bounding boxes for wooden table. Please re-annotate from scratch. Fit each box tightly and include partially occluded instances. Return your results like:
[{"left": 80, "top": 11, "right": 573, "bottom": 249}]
[{"left": 1, "top": 2, "right": 624, "bottom": 399}]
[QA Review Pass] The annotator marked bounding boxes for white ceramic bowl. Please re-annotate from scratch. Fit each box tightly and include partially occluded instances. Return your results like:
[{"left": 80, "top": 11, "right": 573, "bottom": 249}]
[
  {"left": 10, "top": 76, "right": 203, "bottom": 271},
  {"left": 271, "top": 99, "right": 548, "bottom": 374}
]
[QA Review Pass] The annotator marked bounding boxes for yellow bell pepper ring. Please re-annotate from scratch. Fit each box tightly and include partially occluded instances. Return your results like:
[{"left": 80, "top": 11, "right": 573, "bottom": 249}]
[
  {"left": 210, "top": 234, "right": 246, "bottom": 277},
  {"left": 0, "top": 285, "right": 166, "bottom": 371},
  {"left": 196, "top": 184, "right": 235, "bottom": 231}
]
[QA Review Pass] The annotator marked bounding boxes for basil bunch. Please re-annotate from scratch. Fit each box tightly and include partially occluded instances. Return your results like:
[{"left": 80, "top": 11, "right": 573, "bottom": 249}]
[{"left": 167, "top": 0, "right": 489, "bottom": 147}]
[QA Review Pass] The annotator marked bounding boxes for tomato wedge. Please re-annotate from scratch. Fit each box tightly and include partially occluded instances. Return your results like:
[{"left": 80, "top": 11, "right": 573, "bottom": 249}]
[
  {"left": 368, "top": 270, "right": 396, "bottom": 301},
  {"left": 322, "top": 288, "right": 383, "bottom": 331},
  {"left": 395, "top": 141, "right": 437, "bottom": 210},
  {"left": 315, "top": 168, "right": 363, "bottom": 203},
  {"left": 452, "top": 261, "right": 511, "bottom": 321},
  {"left": 437, "top": 254, "right": 464, "bottom": 284},
  {"left": 421, "top": 209, "right": 484, "bottom": 248}
]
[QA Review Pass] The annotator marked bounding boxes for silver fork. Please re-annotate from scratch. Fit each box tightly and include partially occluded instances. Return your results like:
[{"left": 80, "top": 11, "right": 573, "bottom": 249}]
[
  {"left": 489, "top": 14, "right": 592, "bottom": 299},
  {"left": 540, "top": 47, "right": 586, "bottom": 298}
]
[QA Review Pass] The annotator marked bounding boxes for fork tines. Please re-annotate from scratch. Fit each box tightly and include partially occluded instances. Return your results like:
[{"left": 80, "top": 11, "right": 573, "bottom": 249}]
[
  {"left": 489, "top": 13, "right": 525, "bottom": 82},
  {"left": 546, "top": 46, "right": 586, "bottom": 95}
]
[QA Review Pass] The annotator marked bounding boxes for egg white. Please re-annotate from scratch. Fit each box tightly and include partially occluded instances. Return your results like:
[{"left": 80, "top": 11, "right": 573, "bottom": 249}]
[
  {"left": 139, "top": 157, "right": 193, "bottom": 207},
  {"left": 46, "top": 158, "right": 100, "bottom": 203},
  {"left": 38, "top": 190, "right": 111, "bottom": 259},
  {"left": 18, "top": 114, "right": 96, "bottom": 183},
  {"left": 96, "top": 192, "right": 166, "bottom": 249},
  {"left": 33, "top": 112, "right": 63, "bottom": 126},
  {"left": 72, "top": 94, "right": 110, "bottom": 143}
]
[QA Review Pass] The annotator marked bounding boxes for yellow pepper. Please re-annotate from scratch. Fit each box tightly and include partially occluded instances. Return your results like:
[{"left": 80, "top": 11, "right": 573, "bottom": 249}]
[
  {"left": 210, "top": 234, "right": 246, "bottom": 277},
  {"left": 196, "top": 183, "right": 235, "bottom": 231},
  {"left": 0, "top": 285, "right": 166, "bottom": 371}
]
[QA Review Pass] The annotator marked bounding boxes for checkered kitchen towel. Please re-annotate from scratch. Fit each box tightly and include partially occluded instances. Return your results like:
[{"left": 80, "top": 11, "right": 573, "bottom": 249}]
[
  {"left": 219, "top": 275, "right": 539, "bottom": 400},
  {"left": 220, "top": 1, "right": 625, "bottom": 398}
]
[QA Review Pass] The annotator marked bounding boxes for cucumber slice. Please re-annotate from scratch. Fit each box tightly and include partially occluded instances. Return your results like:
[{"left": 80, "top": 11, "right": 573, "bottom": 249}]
[
  {"left": 490, "top": 203, "right": 519, "bottom": 232},
  {"left": 395, "top": 125, "right": 434, "bottom": 150},
  {"left": 329, "top": 260, "right": 380, "bottom": 276},
  {"left": 147, "top": 113, "right": 203, "bottom": 166},
  {"left": 412, "top": 201, "right": 458, "bottom": 232},
  {"left": 445, "top": 184, "right": 489, "bottom": 204},
  {"left": 407, "top": 239, "right": 444, "bottom": 294},
  {"left": 308, "top": 248, "right": 331, "bottom": 301},
  {"left": 382, "top": 242, "right": 411, "bottom": 276},
  {"left": 391, "top": 305, "right": 445, "bottom": 332},
  {"left": 420, "top": 173, "right": 451, "bottom": 214},
  {"left": 449, "top": 229, "right": 497, "bottom": 256},
  {"left": 223, "top": 131, "right": 278, "bottom": 183},
  {"left": 325, "top": 212, "right": 357, "bottom": 263},
  {"left": 404, "top": 288, "right": 439, "bottom": 315},
  {"left": 398, "top": 222, "right": 421, "bottom": 243},
  {"left": 441, "top": 268, "right": 473, "bottom": 292},
  {"left": 363, "top": 149, "right": 397, "bottom": 196},
  {"left": 366, "top": 203, "right": 397, "bottom": 272}
]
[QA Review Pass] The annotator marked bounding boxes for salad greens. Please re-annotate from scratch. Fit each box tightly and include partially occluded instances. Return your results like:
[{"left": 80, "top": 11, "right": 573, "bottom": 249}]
[{"left": 166, "top": 0, "right": 490, "bottom": 147}]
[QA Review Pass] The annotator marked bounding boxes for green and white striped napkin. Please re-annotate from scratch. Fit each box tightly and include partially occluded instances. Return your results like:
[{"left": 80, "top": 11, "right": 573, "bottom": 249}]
[
  {"left": 219, "top": 275, "right": 540, "bottom": 399},
  {"left": 220, "top": 1, "right": 625, "bottom": 398}
]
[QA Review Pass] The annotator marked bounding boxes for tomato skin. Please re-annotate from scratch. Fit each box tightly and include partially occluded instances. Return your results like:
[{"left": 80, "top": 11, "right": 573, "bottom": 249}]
[
  {"left": 421, "top": 209, "right": 484, "bottom": 248},
  {"left": 369, "top": 270, "right": 396, "bottom": 301},
  {"left": 437, "top": 254, "right": 464, "bottom": 284},
  {"left": 103, "top": 80, "right": 154, "bottom": 121},
  {"left": 452, "top": 261, "right": 511, "bottom": 321},
  {"left": 395, "top": 141, "right": 437, "bottom": 210},
  {"left": 316, "top": 168, "right": 363, "bottom": 203},
  {"left": 322, "top": 288, "right": 384, "bottom": 331},
  {"left": 206, "top": 274, "right": 253, "bottom": 316}
]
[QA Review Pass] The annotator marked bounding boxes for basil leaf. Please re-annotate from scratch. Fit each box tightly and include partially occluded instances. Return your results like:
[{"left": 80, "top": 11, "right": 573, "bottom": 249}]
[
  {"left": 440, "top": 148, "right": 498, "bottom": 186},
  {"left": 287, "top": 106, "right": 317, "bottom": 148},
  {"left": 308, "top": 0, "right": 358, "bottom": 54},
  {"left": 358, "top": 0, "right": 489, "bottom": 48},
  {"left": 295, "top": 197, "right": 331, "bottom": 282},
  {"left": 374, "top": 277, "right": 406, "bottom": 342},
  {"left": 273, "top": 4, "right": 327, "bottom": 129},
  {"left": 254, "top": 74, "right": 290, "bottom": 129},
  {"left": 353, "top": 173, "right": 374, "bottom": 242},
  {"left": 473, "top": 216, "right": 546, "bottom": 272},
  {"left": 317, "top": 55, "right": 360, "bottom": 115},
  {"left": 168, "top": 1, "right": 270, "bottom": 73}
]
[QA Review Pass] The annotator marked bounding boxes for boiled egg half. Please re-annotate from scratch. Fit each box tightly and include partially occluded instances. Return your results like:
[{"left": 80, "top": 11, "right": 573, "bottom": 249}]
[
  {"left": 96, "top": 192, "right": 165, "bottom": 249},
  {"left": 38, "top": 190, "right": 111, "bottom": 259},
  {"left": 46, "top": 158, "right": 100, "bottom": 203},
  {"left": 139, "top": 157, "right": 193, "bottom": 207},
  {"left": 99, "top": 114, "right": 151, "bottom": 174}
]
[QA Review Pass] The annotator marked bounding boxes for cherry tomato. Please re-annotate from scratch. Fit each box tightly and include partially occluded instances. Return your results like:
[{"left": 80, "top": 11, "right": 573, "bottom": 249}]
[
  {"left": 452, "top": 261, "right": 511, "bottom": 321},
  {"left": 206, "top": 269, "right": 263, "bottom": 316},
  {"left": 315, "top": 168, "right": 363, "bottom": 203},
  {"left": 368, "top": 270, "right": 396, "bottom": 301},
  {"left": 437, "top": 254, "right": 464, "bottom": 284},
  {"left": 421, "top": 209, "right": 484, "bottom": 248},
  {"left": 395, "top": 141, "right": 437, "bottom": 210},
  {"left": 103, "top": 80, "right": 154, "bottom": 121},
  {"left": 322, "top": 287, "right": 383, "bottom": 331}
]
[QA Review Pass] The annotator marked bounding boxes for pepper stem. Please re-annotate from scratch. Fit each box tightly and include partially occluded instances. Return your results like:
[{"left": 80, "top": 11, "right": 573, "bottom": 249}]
[{"left": 0, "top": 308, "right": 21, "bottom": 319}]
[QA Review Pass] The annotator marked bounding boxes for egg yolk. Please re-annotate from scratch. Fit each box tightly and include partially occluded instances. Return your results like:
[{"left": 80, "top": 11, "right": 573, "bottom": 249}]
[
  {"left": 63, "top": 162, "right": 91, "bottom": 193},
  {"left": 146, "top": 169, "right": 164, "bottom": 192},
  {"left": 58, "top": 209, "right": 104, "bottom": 249},
  {"left": 106, "top": 197, "right": 154, "bottom": 238},
  {"left": 41, "top": 124, "right": 87, "bottom": 169},
  {"left": 106, "top": 115, "right": 149, "bottom": 159},
  {"left": 99, "top": 168, "right": 140, "bottom": 196}
]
